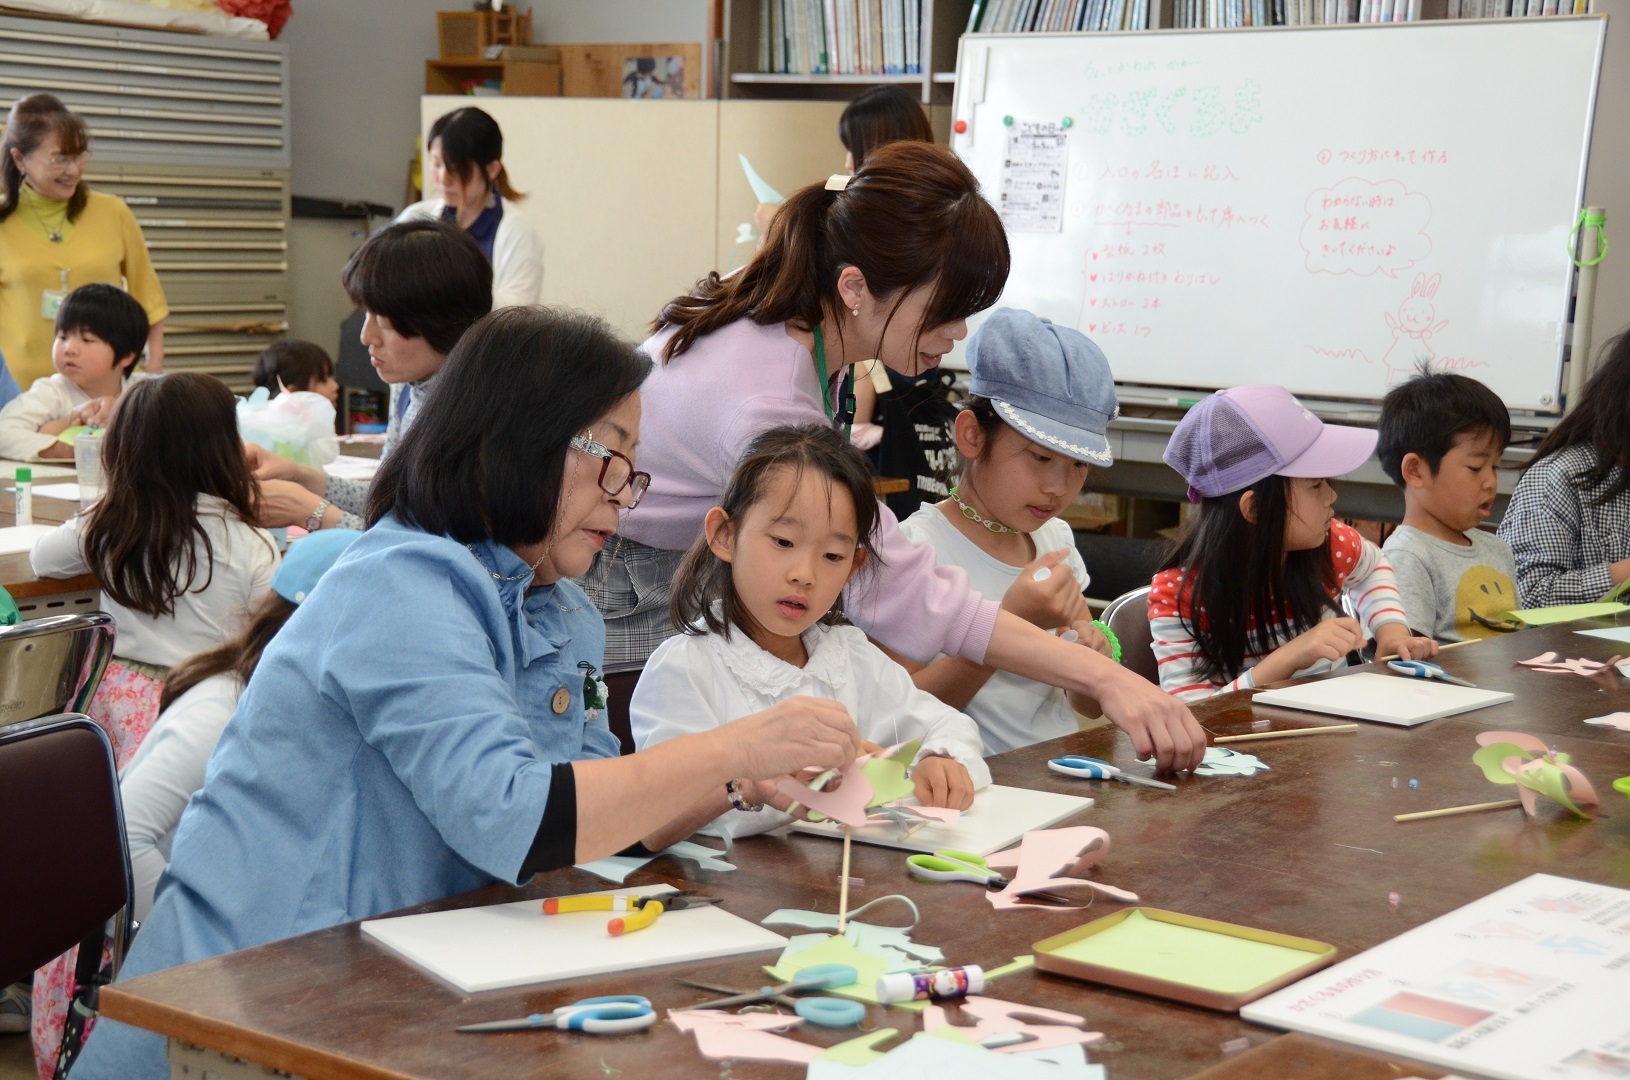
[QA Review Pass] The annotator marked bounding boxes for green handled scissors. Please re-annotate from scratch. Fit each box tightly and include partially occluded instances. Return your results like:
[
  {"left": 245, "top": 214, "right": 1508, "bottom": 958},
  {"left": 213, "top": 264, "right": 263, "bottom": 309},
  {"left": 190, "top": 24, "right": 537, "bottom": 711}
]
[{"left": 906, "top": 850, "right": 1009, "bottom": 886}]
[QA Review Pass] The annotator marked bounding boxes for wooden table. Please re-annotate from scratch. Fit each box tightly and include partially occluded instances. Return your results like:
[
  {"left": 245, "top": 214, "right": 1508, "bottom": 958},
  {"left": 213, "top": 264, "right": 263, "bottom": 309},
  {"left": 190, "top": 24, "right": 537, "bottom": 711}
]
[
  {"left": 0, "top": 489, "right": 97, "bottom": 611},
  {"left": 99, "top": 618, "right": 1630, "bottom": 1079}
]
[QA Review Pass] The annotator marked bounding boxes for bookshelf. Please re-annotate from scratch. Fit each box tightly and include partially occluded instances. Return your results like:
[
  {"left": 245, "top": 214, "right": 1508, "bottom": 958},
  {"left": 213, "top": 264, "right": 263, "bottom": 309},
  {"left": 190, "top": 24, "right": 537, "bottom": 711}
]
[{"left": 722, "top": 0, "right": 975, "bottom": 102}]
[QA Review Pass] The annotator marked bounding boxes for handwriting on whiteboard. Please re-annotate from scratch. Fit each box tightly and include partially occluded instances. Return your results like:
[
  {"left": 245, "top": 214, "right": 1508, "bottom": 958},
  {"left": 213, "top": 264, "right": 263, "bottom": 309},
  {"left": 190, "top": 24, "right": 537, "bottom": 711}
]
[
  {"left": 1300, "top": 179, "right": 1432, "bottom": 278},
  {"left": 1080, "top": 81, "right": 1262, "bottom": 139}
]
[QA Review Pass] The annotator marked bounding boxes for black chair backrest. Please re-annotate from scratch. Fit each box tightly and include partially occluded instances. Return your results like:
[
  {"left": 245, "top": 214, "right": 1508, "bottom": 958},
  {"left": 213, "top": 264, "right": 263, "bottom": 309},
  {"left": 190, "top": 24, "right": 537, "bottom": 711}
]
[
  {"left": 0, "top": 612, "right": 116, "bottom": 731},
  {"left": 0, "top": 714, "right": 132, "bottom": 985},
  {"left": 603, "top": 661, "right": 643, "bottom": 756}
]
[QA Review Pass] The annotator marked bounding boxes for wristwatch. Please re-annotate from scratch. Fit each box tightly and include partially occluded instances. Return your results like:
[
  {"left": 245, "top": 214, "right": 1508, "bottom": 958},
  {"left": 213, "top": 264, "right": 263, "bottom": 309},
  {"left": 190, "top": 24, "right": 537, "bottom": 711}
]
[{"left": 304, "top": 498, "right": 330, "bottom": 533}]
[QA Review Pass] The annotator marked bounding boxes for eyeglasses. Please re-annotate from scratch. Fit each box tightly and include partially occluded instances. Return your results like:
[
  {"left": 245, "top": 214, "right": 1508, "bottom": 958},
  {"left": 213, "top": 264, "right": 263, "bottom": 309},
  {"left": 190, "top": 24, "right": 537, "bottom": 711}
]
[
  {"left": 570, "top": 434, "right": 650, "bottom": 509},
  {"left": 30, "top": 150, "right": 90, "bottom": 169}
]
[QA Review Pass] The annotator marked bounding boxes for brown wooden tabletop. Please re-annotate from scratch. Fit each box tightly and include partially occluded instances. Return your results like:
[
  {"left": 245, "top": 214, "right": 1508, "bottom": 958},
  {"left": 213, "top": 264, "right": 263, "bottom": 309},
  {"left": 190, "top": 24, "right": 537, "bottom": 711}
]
[{"left": 99, "top": 618, "right": 1630, "bottom": 1080}]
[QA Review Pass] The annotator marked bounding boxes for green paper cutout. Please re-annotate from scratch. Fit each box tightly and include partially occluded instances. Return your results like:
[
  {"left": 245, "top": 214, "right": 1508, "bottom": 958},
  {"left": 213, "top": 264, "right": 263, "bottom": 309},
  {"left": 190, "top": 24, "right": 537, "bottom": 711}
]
[
  {"left": 1045, "top": 910, "right": 1318, "bottom": 995},
  {"left": 922, "top": 1026, "right": 984, "bottom": 1047},
  {"left": 816, "top": 1029, "right": 898, "bottom": 1064},
  {"left": 55, "top": 424, "right": 95, "bottom": 446},
  {"left": 765, "top": 934, "right": 891, "bottom": 1003},
  {"left": 1509, "top": 601, "right": 1629, "bottom": 625},
  {"left": 1525, "top": 762, "right": 1586, "bottom": 817},
  {"left": 983, "top": 954, "right": 1036, "bottom": 981},
  {"left": 1473, "top": 743, "right": 1527, "bottom": 785}
]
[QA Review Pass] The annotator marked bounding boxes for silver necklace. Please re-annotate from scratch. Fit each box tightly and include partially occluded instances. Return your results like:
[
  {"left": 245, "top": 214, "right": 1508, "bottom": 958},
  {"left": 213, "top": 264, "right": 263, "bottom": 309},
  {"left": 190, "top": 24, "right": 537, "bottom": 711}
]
[{"left": 949, "top": 485, "right": 1018, "bottom": 535}]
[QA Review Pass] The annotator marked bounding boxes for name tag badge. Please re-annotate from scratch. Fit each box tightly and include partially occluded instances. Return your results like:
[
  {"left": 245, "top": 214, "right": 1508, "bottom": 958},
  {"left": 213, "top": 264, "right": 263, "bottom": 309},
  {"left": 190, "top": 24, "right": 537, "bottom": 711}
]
[
  {"left": 551, "top": 686, "right": 572, "bottom": 715},
  {"left": 41, "top": 290, "right": 65, "bottom": 321}
]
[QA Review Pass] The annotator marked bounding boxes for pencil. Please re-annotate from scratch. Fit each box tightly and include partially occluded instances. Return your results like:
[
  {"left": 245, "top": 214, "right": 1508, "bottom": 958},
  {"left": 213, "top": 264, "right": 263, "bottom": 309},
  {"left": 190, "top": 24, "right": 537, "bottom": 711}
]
[
  {"left": 836, "top": 829, "right": 853, "bottom": 935},
  {"left": 1213, "top": 724, "right": 1359, "bottom": 744},
  {"left": 1394, "top": 798, "right": 1523, "bottom": 823}
]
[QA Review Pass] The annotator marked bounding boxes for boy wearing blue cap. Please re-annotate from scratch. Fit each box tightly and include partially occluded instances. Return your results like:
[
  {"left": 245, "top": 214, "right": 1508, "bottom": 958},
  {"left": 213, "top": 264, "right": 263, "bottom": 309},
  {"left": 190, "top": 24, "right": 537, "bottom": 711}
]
[{"left": 894, "top": 308, "right": 1119, "bottom": 754}]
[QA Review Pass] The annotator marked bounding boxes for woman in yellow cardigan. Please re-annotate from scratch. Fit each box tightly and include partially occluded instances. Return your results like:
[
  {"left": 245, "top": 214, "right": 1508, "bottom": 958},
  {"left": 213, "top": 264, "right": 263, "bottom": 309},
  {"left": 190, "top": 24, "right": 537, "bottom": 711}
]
[{"left": 0, "top": 93, "right": 167, "bottom": 388}]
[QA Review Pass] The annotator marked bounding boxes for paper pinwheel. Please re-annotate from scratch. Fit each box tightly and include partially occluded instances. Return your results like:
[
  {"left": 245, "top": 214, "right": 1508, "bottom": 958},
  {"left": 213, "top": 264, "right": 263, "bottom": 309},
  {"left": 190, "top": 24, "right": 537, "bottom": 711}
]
[
  {"left": 1471, "top": 731, "right": 1599, "bottom": 819},
  {"left": 774, "top": 740, "right": 960, "bottom": 834}
]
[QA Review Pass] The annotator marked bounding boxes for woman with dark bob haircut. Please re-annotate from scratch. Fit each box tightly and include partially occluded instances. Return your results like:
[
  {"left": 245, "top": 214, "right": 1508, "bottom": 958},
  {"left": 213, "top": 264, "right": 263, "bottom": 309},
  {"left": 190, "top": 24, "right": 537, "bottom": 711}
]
[
  {"left": 587, "top": 140, "right": 1206, "bottom": 773},
  {"left": 73, "top": 306, "right": 865, "bottom": 1080},
  {"left": 248, "top": 218, "right": 492, "bottom": 532}
]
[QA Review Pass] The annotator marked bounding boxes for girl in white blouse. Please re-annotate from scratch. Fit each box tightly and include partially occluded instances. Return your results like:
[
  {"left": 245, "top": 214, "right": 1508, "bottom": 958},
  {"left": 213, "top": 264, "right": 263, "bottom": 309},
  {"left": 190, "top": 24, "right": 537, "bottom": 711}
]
[
  {"left": 30, "top": 373, "right": 278, "bottom": 768},
  {"left": 631, "top": 424, "right": 990, "bottom": 839}
]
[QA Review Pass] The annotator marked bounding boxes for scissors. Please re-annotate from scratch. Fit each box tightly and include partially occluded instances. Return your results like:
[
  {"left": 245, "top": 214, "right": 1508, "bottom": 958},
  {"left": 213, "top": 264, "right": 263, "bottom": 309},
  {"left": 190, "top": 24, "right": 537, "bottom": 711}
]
[
  {"left": 1048, "top": 755, "right": 1178, "bottom": 790},
  {"left": 677, "top": 963, "right": 859, "bottom": 1011},
  {"left": 675, "top": 975, "right": 867, "bottom": 1028},
  {"left": 905, "top": 850, "right": 1077, "bottom": 905},
  {"left": 1386, "top": 659, "right": 1477, "bottom": 688},
  {"left": 542, "top": 890, "right": 724, "bottom": 935},
  {"left": 906, "top": 849, "right": 1009, "bottom": 886},
  {"left": 456, "top": 995, "right": 656, "bottom": 1034}
]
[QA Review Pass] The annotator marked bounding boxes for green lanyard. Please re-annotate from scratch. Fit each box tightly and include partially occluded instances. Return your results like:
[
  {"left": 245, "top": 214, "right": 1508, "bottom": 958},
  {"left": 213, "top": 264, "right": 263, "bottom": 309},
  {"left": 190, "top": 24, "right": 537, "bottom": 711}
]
[{"left": 812, "top": 325, "right": 854, "bottom": 438}]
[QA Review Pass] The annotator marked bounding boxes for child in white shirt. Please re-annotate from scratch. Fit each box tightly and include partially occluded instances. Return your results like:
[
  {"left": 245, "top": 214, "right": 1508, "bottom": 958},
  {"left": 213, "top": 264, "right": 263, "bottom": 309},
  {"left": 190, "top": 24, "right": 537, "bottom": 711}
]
[
  {"left": 0, "top": 283, "right": 147, "bottom": 461},
  {"left": 631, "top": 423, "right": 990, "bottom": 839}
]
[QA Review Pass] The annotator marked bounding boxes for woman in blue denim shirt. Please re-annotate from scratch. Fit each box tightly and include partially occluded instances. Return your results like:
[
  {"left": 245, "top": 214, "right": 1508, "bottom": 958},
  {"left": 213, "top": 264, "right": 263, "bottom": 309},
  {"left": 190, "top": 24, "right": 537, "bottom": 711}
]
[{"left": 71, "top": 307, "right": 865, "bottom": 1080}]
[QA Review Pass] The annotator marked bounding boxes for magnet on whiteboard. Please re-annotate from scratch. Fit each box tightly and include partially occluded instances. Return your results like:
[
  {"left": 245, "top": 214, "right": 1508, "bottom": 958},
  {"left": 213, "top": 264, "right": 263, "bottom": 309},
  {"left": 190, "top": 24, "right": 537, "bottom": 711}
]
[
  {"left": 1062, "top": 116, "right": 1073, "bottom": 129},
  {"left": 954, "top": 118, "right": 968, "bottom": 135},
  {"left": 1003, "top": 115, "right": 1014, "bottom": 126}
]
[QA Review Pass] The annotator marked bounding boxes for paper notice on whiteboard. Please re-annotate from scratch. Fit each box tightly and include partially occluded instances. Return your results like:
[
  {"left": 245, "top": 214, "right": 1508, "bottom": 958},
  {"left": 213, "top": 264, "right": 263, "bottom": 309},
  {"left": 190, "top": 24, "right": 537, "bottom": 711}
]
[{"left": 998, "top": 121, "right": 1069, "bottom": 234}]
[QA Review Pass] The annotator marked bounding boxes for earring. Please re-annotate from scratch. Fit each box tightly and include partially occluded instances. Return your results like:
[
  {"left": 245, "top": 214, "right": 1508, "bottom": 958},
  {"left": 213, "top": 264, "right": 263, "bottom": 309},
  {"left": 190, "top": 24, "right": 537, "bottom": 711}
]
[{"left": 851, "top": 306, "right": 860, "bottom": 317}]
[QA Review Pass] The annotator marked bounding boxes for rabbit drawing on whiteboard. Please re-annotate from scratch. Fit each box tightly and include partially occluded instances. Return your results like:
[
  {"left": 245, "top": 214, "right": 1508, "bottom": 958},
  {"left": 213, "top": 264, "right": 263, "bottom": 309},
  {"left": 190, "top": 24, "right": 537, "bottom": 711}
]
[{"left": 1380, "top": 273, "right": 1449, "bottom": 385}]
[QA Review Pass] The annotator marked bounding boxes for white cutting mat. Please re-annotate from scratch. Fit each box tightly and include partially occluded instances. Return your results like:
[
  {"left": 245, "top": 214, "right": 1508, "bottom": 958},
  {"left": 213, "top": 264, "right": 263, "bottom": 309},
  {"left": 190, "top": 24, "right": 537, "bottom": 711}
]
[
  {"left": 360, "top": 883, "right": 786, "bottom": 993},
  {"left": 1253, "top": 672, "right": 1514, "bottom": 727},
  {"left": 791, "top": 784, "right": 1093, "bottom": 856}
]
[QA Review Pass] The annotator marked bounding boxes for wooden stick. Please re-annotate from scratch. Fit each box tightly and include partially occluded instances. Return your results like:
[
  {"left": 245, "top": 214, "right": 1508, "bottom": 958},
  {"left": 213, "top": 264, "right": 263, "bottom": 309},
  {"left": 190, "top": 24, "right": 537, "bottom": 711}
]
[
  {"left": 836, "top": 829, "right": 853, "bottom": 935},
  {"left": 1377, "top": 638, "right": 1480, "bottom": 663},
  {"left": 1394, "top": 798, "right": 1524, "bottom": 823},
  {"left": 1214, "top": 724, "right": 1360, "bottom": 744}
]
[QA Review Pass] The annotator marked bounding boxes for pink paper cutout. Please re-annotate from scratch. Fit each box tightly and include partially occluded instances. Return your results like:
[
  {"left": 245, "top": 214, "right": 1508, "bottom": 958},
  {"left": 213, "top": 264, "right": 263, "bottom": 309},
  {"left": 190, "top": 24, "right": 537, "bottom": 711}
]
[
  {"left": 1584, "top": 712, "right": 1630, "bottom": 731},
  {"left": 775, "top": 756, "right": 876, "bottom": 827},
  {"left": 983, "top": 827, "right": 1139, "bottom": 909},
  {"left": 668, "top": 1010, "right": 820, "bottom": 1064},
  {"left": 922, "top": 995, "right": 1104, "bottom": 1054},
  {"left": 1517, "top": 654, "right": 1620, "bottom": 677}
]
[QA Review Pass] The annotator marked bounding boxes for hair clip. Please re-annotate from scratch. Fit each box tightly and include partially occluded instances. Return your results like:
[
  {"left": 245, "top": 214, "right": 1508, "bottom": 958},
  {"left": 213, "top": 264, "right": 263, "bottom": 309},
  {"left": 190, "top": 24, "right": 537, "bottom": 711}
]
[{"left": 824, "top": 174, "right": 852, "bottom": 191}]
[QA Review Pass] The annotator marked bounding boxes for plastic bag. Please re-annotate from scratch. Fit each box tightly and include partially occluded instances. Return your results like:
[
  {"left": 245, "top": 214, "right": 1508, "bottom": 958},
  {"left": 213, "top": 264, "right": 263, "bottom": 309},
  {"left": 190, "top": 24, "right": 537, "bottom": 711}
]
[{"left": 236, "top": 387, "right": 338, "bottom": 467}]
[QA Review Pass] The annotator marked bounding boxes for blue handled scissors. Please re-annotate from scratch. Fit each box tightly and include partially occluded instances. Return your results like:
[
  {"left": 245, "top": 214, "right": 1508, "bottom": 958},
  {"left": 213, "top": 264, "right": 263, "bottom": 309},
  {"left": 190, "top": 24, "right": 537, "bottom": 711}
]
[
  {"left": 1048, "top": 755, "right": 1177, "bottom": 790},
  {"left": 680, "top": 963, "right": 860, "bottom": 1011},
  {"left": 1386, "top": 659, "right": 1477, "bottom": 688},
  {"left": 456, "top": 995, "right": 656, "bottom": 1034}
]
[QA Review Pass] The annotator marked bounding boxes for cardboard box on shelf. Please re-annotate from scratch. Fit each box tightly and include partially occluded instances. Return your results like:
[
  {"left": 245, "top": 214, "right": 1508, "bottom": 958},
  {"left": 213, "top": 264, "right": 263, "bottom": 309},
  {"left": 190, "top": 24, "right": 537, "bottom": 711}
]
[{"left": 1062, "top": 492, "right": 1122, "bottom": 531}]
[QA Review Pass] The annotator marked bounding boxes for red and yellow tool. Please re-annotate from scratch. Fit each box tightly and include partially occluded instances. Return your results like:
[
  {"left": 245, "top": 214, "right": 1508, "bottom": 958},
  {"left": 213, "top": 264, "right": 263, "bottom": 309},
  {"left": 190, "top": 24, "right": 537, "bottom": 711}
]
[{"left": 541, "top": 891, "right": 724, "bottom": 936}]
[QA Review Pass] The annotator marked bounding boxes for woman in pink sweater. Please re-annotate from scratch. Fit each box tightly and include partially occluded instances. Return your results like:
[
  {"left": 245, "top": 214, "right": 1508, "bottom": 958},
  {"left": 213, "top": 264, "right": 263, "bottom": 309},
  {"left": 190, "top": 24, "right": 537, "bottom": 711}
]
[{"left": 589, "top": 142, "right": 1203, "bottom": 771}]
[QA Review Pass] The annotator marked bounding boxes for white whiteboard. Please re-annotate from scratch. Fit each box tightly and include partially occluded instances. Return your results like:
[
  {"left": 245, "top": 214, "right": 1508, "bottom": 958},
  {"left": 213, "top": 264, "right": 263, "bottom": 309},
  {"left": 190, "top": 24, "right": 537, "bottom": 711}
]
[{"left": 950, "top": 20, "right": 1607, "bottom": 412}]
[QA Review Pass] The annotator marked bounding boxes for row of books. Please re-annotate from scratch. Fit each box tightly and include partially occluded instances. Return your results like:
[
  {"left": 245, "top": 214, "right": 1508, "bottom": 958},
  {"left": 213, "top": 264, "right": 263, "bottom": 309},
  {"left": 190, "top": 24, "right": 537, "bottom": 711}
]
[
  {"left": 1176, "top": 0, "right": 1423, "bottom": 24},
  {"left": 1445, "top": 0, "right": 1591, "bottom": 14},
  {"left": 967, "top": 0, "right": 1153, "bottom": 31},
  {"left": 756, "top": 0, "right": 922, "bottom": 75}
]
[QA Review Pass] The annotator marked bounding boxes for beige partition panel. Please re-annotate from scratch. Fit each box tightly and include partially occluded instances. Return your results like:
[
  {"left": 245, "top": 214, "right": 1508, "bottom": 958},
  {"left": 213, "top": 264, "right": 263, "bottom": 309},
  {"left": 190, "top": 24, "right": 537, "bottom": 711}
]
[
  {"left": 424, "top": 96, "right": 718, "bottom": 342},
  {"left": 714, "top": 100, "right": 849, "bottom": 275}
]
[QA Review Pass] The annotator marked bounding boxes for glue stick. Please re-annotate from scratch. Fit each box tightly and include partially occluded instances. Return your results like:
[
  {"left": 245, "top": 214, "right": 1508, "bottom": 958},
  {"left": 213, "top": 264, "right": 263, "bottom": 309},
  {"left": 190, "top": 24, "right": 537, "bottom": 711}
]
[
  {"left": 13, "top": 467, "right": 31, "bottom": 527},
  {"left": 875, "top": 965, "right": 984, "bottom": 1004}
]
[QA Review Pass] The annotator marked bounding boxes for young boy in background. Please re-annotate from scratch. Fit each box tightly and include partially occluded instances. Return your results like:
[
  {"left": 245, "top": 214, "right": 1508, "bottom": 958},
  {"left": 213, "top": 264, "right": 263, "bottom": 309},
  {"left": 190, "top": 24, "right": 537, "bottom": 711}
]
[
  {"left": 0, "top": 282, "right": 147, "bottom": 461},
  {"left": 1377, "top": 370, "right": 1519, "bottom": 642}
]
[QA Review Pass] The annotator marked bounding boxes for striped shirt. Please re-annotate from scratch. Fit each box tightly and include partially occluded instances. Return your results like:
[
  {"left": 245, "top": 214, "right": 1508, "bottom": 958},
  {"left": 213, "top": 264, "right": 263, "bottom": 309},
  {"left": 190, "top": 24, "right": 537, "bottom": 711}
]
[{"left": 1148, "top": 522, "right": 1409, "bottom": 703}]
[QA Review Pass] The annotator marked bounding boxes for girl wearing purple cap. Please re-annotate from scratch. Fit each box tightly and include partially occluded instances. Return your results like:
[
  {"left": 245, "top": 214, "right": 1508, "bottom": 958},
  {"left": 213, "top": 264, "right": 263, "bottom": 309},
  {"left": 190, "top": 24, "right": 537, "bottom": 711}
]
[{"left": 1150, "top": 385, "right": 1436, "bottom": 704}]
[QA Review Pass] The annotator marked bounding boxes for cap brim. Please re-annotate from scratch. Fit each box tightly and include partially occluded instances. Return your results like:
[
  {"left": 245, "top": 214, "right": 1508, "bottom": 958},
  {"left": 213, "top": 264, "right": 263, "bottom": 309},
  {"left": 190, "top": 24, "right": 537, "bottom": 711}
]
[
  {"left": 1276, "top": 422, "right": 1377, "bottom": 479},
  {"left": 991, "top": 399, "right": 1113, "bottom": 466}
]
